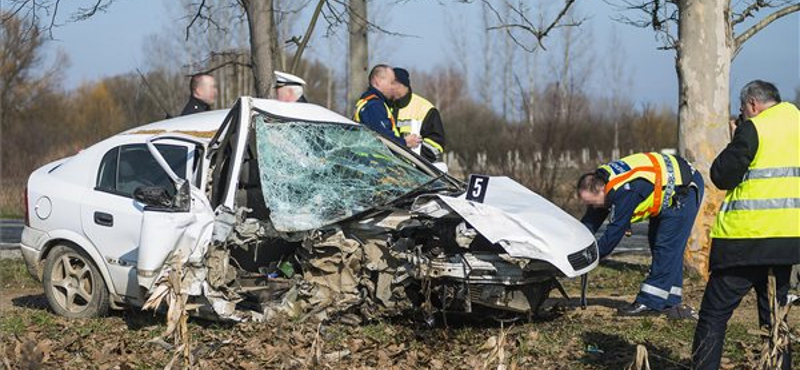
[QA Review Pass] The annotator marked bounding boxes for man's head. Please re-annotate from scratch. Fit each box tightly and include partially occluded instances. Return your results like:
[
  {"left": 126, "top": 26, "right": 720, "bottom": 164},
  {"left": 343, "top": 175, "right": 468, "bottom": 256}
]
[
  {"left": 368, "top": 64, "right": 398, "bottom": 99},
  {"left": 576, "top": 172, "right": 608, "bottom": 208},
  {"left": 739, "top": 80, "right": 781, "bottom": 119},
  {"left": 276, "top": 85, "right": 303, "bottom": 102},
  {"left": 275, "top": 71, "right": 306, "bottom": 102},
  {"left": 393, "top": 67, "right": 411, "bottom": 98},
  {"left": 190, "top": 73, "right": 217, "bottom": 105}
]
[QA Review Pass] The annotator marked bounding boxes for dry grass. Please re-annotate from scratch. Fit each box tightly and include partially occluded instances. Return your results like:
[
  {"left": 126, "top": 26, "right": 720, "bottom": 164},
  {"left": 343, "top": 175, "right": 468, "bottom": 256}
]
[
  {"left": 0, "top": 179, "right": 25, "bottom": 218},
  {"left": 1, "top": 255, "right": 796, "bottom": 369}
]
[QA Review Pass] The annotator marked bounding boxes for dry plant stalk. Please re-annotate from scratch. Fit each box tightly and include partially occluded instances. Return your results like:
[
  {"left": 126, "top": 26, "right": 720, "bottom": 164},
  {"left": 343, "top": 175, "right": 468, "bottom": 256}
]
[
  {"left": 480, "top": 323, "right": 510, "bottom": 370},
  {"left": 142, "top": 254, "right": 193, "bottom": 369},
  {"left": 625, "top": 344, "right": 651, "bottom": 370},
  {"left": 756, "top": 268, "right": 792, "bottom": 370}
]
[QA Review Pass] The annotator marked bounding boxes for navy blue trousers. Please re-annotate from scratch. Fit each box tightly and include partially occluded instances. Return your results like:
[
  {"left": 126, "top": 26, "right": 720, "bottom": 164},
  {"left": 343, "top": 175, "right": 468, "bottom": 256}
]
[
  {"left": 692, "top": 265, "right": 792, "bottom": 370},
  {"left": 636, "top": 171, "right": 704, "bottom": 310}
]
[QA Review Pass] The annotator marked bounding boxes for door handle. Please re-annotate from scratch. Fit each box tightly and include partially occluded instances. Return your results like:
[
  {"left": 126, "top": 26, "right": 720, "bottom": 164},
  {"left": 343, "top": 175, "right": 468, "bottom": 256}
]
[{"left": 94, "top": 212, "right": 114, "bottom": 227}]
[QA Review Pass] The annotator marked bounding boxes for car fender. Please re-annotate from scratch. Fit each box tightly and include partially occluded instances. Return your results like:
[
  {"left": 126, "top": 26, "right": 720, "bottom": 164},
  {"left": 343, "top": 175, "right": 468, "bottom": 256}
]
[{"left": 41, "top": 229, "right": 119, "bottom": 297}]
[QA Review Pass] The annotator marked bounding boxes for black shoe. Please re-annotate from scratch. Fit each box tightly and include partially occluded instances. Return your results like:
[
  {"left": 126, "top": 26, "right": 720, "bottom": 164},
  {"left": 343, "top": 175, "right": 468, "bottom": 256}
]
[
  {"left": 664, "top": 304, "right": 698, "bottom": 320},
  {"left": 617, "top": 302, "right": 660, "bottom": 317}
]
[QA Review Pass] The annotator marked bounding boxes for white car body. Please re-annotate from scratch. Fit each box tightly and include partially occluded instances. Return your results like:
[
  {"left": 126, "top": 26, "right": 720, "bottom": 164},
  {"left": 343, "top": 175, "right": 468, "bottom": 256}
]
[{"left": 21, "top": 98, "right": 597, "bottom": 319}]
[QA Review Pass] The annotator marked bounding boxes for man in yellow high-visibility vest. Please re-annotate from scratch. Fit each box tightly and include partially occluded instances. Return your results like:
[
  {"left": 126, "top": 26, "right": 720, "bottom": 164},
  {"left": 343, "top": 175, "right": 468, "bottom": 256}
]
[
  {"left": 578, "top": 152, "right": 704, "bottom": 317},
  {"left": 390, "top": 68, "right": 447, "bottom": 172},
  {"left": 353, "top": 65, "right": 409, "bottom": 147},
  {"left": 692, "top": 80, "right": 800, "bottom": 370}
]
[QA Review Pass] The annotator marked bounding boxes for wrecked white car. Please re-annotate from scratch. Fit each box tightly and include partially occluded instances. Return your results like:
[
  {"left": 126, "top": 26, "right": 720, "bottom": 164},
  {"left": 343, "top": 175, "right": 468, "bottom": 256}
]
[{"left": 21, "top": 98, "right": 598, "bottom": 323}]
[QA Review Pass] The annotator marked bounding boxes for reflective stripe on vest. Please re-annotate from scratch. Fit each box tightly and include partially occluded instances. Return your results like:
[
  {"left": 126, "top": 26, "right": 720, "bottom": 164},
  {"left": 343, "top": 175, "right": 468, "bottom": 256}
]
[
  {"left": 598, "top": 152, "right": 685, "bottom": 223},
  {"left": 353, "top": 94, "right": 400, "bottom": 137},
  {"left": 422, "top": 138, "right": 444, "bottom": 154},
  {"left": 711, "top": 102, "right": 800, "bottom": 239}
]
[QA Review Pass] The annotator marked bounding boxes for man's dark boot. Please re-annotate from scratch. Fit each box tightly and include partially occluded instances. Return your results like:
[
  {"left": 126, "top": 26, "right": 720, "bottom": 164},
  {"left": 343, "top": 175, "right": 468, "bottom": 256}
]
[{"left": 617, "top": 302, "right": 660, "bottom": 316}]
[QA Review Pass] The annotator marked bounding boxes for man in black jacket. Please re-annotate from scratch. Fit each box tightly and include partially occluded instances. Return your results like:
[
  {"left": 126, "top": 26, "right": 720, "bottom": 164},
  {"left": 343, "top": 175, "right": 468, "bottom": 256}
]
[
  {"left": 692, "top": 80, "right": 800, "bottom": 370},
  {"left": 390, "top": 68, "right": 447, "bottom": 171},
  {"left": 180, "top": 73, "right": 217, "bottom": 116}
]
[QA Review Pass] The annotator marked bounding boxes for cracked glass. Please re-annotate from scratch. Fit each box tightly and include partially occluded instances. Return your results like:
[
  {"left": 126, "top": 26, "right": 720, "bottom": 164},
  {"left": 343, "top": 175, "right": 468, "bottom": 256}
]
[{"left": 255, "top": 114, "right": 435, "bottom": 232}]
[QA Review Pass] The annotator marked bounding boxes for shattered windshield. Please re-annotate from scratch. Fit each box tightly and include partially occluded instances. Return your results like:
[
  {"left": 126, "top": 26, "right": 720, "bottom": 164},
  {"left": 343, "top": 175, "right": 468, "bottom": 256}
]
[{"left": 255, "top": 114, "right": 436, "bottom": 232}]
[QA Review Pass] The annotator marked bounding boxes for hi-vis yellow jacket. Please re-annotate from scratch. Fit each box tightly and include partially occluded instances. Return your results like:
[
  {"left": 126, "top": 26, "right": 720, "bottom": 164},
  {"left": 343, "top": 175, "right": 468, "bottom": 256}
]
[
  {"left": 711, "top": 102, "right": 800, "bottom": 240},
  {"left": 599, "top": 152, "right": 690, "bottom": 223},
  {"left": 396, "top": 93, "right": 444, "bottom": 157}
]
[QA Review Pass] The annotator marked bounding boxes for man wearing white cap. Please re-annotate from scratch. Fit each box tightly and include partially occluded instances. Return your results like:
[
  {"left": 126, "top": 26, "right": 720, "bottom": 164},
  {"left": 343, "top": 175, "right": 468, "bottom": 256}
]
[{"left": 275, "top": 71, "right": 307, "bottom": 103}]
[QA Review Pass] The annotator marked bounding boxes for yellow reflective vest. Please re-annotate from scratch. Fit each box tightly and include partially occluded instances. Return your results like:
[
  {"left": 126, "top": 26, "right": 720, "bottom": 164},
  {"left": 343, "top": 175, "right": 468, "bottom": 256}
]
[
  {"left": 396, "top": 93, "right": 444, "bottom": 156},
  {"left": 353, "top": 94, "right": 400, "bottom": 138},
  {"left": 599, "top": 152, "right": 690, "bottom": 223},
  {"left": 711, "top": 102, "right": 800, "bottom": 239}
]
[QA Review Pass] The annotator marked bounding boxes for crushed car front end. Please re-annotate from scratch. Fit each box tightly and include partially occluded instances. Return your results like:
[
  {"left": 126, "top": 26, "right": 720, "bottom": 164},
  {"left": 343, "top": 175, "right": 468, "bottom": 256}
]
[{"left": 144, "top": 98, "right": 597, "bottom": 323}]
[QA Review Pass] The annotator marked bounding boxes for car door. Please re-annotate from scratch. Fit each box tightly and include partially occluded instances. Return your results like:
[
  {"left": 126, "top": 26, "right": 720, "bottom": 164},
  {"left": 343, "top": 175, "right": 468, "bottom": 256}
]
[
  {"left": 136, "top": 134, "right": 213, "bottom": 291},
  {"left": 81, "top": 139, "right": 199, "bottom": 298}
]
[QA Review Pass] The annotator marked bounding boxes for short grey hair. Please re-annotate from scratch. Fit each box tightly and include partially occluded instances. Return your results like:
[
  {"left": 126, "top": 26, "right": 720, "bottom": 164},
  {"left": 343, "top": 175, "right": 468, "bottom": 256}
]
[{"left": 740, "top": 80, "right": 781, "bottom": 106}]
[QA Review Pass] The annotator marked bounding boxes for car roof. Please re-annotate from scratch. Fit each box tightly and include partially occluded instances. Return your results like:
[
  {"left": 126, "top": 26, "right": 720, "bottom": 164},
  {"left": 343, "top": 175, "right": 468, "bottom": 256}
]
[
  {"left": 122, "top": 110, "right": 228, "bottom": 139},
  {"left": 122, "top": 98, "right": 357, "bottom": 139},
  {"left": 250, "top": 98, "right": 356, "bottom": 126}
]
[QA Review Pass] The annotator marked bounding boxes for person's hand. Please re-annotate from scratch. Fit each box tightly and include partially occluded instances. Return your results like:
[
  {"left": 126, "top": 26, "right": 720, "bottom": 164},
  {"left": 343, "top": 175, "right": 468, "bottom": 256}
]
[
  {"left": 728, "top": 118, "right": 738, "bottom": 139},
  {"left": 404, "top": 134, "right": 421, "bottom": 148}
]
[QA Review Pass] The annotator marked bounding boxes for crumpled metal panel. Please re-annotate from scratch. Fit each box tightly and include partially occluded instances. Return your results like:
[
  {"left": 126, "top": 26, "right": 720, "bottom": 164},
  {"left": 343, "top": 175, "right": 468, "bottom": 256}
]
[{"left": 254, "top": 115, "right": 431, "bottom": 232}]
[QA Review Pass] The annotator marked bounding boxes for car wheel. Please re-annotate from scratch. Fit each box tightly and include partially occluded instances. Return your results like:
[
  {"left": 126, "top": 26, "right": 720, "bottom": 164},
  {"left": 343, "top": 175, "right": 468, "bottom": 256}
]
[{"left": 43, "top": 245, "right": 110, "bottom": 318}]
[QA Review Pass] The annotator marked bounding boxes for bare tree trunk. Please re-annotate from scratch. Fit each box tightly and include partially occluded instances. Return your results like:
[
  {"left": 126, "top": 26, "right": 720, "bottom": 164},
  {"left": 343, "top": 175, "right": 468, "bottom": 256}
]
[
  {"left": 677, "top": 0, "right": 733, "bottom": 278},
  {"left": 479, "top": 3, "right": 494, "bottom": 106},
  {"left": 347, "top": 0, "right": 368, "bottom": 117},
  {"left": 244, "top": 0, "right": 277, "bottom": 98}
]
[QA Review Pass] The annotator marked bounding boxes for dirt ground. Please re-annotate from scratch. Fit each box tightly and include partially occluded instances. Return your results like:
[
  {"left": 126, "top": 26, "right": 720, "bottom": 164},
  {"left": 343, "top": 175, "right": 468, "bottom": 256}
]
[{"left": 1, "top": 255, "right": 797, "bottom": 370}]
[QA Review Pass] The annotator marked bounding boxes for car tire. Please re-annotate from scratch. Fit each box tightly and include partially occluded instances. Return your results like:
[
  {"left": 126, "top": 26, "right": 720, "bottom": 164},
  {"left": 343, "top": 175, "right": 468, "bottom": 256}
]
[{"left": 43, "top": 244, "right": 110, "bottom": 318}]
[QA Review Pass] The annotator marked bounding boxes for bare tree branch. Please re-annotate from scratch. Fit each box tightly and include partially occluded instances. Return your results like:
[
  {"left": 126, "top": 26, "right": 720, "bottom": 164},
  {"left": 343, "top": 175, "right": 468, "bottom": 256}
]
[
  {"left": 2, "top": 0, "right": 117, "bottom": 40},
  {"left": 186, "top": 51, "right": 252, "bottom": 75},
  {"left": 290, "top": 0, "right": 326, "bottom": 74},
  {"left": 183, "top": 0, "right": 228, "bottom": 42},
  {"left": 731, "top": 0, "right": 768, "bottom": 26},
  {"left": 481, "top": 0, "right": 583, "bottom": 51},
  {"left": 186, "top": 0, "right": 208, "bottom": 41},
  {"left": 734, "top": 3, "right": 800, "bottom": 56},
  {"left": 47, "top": 0, "right": 61, "bottom": 38},
  {"left": 607, "top": 0, "right": 679, "bottom": 50},
  {"left": 328, "top": 0, "right": 417, "bottom": 38}
]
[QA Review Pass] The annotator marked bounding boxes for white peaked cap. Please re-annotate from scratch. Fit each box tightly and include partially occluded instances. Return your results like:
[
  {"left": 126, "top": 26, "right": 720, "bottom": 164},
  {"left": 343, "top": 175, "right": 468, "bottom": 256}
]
[{"left": 275, "top": 71, "right": 307, "bottom": 86}]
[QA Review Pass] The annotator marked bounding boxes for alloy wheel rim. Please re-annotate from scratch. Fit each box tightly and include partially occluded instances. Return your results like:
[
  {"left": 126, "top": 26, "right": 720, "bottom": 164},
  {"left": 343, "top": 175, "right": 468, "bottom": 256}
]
[{"left": 50, "top": 253, "right": 94, "bottom": 313}]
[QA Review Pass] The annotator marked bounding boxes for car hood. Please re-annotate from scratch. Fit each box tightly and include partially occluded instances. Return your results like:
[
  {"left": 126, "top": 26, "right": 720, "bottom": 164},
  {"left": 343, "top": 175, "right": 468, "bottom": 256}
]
[{"left": 431, "top": 177, "right": 596, "bottom": 277}]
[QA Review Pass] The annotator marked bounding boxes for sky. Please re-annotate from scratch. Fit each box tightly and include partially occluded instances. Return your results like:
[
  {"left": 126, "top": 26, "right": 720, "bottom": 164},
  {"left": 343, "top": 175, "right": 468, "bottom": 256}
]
[{"left": 19, "top": 0, "right": 800, "bottom": 111}]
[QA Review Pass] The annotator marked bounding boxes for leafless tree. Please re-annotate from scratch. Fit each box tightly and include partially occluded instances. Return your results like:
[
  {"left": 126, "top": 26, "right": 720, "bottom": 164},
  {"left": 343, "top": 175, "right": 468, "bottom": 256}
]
[{"left": 612, "top": 0, "right": 800, "bottom": 275}]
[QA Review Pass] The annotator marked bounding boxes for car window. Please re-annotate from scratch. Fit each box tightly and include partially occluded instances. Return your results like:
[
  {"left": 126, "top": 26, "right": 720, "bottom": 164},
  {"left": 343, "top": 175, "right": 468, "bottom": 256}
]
[
  {"left": 96, "top": 147, "right": 118, "bottom": 192},
  {"left": 96, "top": 144, "right": 188, "bottom": 198}
]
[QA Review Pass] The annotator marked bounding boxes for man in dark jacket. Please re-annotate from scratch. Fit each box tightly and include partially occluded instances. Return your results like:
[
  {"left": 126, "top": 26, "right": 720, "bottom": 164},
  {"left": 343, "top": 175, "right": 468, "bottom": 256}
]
[
  {"left": 391, "top": 68, "right": 447, "bottom": 171},
  {"left": 180, "top": 73, "right": 217, "bottom": 116},
  {"left": 692, "top": 80, "right": 800, "bottom": 370},
  {"left": 353, "top": 65, "right": 410, "bottom": 147}
]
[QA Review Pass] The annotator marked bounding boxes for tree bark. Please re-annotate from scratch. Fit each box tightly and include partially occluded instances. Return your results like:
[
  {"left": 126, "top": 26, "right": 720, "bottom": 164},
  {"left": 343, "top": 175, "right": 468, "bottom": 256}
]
[
  {"left": 347, "top": 0, "right": 368, "bottom": 117},
  {"left": 243, "top": 0, "right": 277, "bottom": 98},
  {"left": 677, "top": 0, "right": 733, "bottom": 278}
]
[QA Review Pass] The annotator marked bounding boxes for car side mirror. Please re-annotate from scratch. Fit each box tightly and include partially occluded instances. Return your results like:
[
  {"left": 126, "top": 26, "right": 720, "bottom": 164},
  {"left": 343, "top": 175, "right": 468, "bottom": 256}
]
[
  {"left": 134, "top": 182, "right": 191, "bottom": 212},
  {"left": 133, "top": 186, "right": 172, "bottom": 208}
]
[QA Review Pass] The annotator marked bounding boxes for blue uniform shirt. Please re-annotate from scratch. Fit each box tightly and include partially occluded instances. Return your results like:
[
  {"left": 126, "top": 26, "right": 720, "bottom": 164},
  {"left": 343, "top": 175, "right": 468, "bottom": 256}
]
[
  {"left": 356, "top": 87, "right": 405, "bottom": 146},
  {"left": 580, "top": 179, "right": 655, "bottom": 258}
]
